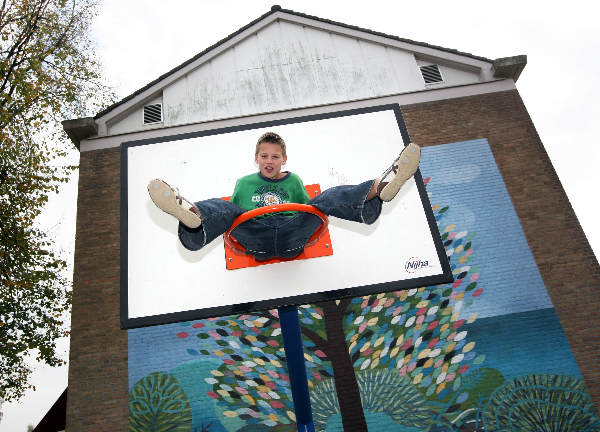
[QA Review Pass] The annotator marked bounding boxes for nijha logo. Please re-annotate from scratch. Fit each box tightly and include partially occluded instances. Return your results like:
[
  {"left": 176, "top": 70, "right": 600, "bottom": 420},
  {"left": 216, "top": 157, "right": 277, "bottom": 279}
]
[{"left": 405, "top": 257, "right": 430, "bottom": 273}]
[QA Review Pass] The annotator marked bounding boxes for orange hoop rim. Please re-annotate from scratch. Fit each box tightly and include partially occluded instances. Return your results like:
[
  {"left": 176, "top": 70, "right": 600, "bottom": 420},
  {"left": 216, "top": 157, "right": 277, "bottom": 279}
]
[{"left": 223, "top": 203, "right": 329, "bottom": 255}]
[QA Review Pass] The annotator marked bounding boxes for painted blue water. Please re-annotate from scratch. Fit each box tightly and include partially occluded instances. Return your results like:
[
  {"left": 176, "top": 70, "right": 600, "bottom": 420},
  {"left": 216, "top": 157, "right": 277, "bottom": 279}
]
[{"left": 465, "top": 307, "right": 581, "bottom": 379}]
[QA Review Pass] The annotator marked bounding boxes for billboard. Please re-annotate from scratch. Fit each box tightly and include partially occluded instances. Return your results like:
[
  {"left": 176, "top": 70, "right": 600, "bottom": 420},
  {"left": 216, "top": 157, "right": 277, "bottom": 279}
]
[{"left": 121, "top": 105, "right": 452, "bottom": 328}]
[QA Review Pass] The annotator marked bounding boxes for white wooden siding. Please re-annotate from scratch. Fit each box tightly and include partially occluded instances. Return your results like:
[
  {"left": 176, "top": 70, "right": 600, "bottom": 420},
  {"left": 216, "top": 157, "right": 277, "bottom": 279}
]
[{"left": 108, "top": 20, "right": 485, "bottom": 135}]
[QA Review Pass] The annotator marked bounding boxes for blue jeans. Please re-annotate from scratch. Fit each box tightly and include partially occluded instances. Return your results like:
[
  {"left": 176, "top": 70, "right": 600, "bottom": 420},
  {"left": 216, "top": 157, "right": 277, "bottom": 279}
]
[{"left": 178, "top": 180, "right": 382, "bottom": 260}]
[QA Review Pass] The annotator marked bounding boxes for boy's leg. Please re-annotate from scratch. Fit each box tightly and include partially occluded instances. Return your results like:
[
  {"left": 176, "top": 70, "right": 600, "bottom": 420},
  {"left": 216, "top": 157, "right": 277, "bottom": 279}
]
[
  {"left": 309, "top": 143, "right": 421, "bottom": 225},
  {"left": 178, "top": 198, "right": 245, "bottom": 251},
  {"left": 309, "top": 180, "right": 382, "bottom": 225},
  {"left": 232, "top": 214, "right": 323, "bottom": 260},
  {"left": 147, "top": 179, "right": 244, "bottom": 251}
]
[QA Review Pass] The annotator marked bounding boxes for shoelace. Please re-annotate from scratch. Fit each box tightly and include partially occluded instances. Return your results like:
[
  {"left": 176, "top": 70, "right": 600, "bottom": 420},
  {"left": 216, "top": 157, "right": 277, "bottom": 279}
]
[
  {"left": 380, "top": 159, "right": 399, "bottom": 180},
  {"left": 379, "top": 144, "right": 418, "bottom": 180},
  {"left": 175, "top": 187, "right": 193, "bottom": 207}
]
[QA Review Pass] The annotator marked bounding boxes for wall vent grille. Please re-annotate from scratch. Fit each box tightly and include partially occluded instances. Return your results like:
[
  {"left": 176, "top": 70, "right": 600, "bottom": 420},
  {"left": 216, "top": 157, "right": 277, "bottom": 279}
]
[
  {"left": 143, "top": 104, "right": 163, "bottom": 125},
  {"left": 420, "top": 64, "right": 443, "bottom": 84}
]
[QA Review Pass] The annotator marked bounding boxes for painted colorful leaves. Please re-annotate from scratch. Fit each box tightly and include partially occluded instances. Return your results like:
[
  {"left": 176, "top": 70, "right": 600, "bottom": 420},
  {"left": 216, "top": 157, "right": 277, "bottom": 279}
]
[
  {"left": 343, "top": 195, "right": 484, "bottom": 402},
  {"left": 180, "top": 312, "right": 296, "bottom": 428}
]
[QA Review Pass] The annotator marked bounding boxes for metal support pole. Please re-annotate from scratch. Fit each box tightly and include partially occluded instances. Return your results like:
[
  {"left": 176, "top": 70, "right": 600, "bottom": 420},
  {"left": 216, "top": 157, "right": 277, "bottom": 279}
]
[{"left": 278, "top": 305, "right": 315, "bottom": 432}]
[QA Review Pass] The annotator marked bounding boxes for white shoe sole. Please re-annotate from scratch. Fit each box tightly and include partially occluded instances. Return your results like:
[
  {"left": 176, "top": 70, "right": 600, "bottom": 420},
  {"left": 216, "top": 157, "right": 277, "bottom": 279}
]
[
  {"left": 147, "top": 179, "right": 202, "bottom": 229},
  {"left": 379, "top": 143, "right": 421, "bottom": 202}
]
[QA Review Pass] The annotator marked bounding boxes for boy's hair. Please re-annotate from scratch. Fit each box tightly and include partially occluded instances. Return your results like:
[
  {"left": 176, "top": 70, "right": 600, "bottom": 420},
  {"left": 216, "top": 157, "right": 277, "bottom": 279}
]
[{"left": 256, "top": 132, "right": 286, "bottom": 158}]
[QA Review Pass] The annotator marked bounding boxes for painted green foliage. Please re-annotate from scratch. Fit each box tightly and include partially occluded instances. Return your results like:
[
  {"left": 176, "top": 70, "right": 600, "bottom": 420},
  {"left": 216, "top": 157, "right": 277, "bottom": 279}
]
[
  {"left": 484, "top": 374, "right": 600, "bottom": 432},
  {"left": 310, "top": 369, "right": 431, "bottom": 430},
  {"left": 129, "top": 372, "right": 192, "bottom": 432}
]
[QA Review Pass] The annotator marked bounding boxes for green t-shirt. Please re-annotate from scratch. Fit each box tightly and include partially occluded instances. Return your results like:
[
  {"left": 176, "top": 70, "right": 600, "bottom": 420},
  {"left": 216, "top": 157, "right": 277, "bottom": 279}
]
[{"left": 230, "top": 172, "right": 310, "bottom": 213}]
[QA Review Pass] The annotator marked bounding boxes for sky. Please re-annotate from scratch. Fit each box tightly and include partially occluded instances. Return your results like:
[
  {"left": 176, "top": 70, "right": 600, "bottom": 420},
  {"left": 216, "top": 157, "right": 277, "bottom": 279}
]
[{"left": 2, "top": 0, "right": 599, "bottom": 430}]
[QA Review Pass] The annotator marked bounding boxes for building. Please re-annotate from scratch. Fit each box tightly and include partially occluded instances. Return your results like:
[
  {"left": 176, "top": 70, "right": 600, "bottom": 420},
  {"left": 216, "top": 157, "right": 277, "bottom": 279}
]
[{"left": 63, "top": 6, "right": 600, "bottom": 431}]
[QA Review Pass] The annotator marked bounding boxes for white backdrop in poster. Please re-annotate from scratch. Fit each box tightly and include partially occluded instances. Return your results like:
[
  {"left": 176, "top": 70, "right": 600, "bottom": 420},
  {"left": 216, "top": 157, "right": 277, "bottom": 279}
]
[{"left": 126, "top": 109, "right": 443, "bottom": 320}]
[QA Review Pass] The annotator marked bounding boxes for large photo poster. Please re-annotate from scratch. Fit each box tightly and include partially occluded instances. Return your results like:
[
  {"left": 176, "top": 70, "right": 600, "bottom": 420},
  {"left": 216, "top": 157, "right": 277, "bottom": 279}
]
[{"left": 121, "top": 105, "right": 452, "bottom": 328}]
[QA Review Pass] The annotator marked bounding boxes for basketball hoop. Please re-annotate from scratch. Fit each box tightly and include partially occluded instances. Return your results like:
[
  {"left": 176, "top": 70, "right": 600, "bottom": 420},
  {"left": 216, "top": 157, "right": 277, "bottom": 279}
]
[{"left": 223, "top": 203, "right": 329, "bottom": 255}]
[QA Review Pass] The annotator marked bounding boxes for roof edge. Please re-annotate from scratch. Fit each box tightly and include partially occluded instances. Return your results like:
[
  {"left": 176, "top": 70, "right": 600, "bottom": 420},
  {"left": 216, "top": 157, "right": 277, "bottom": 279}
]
[
  {"left": 62, "top": 117, "right": 98, "bottom": 151},
  {"left": 493, "top": 55, "right": 527, "bottom": 82},
  {"left": 276, "top": 6, "right": 493, "bottom": 63}
]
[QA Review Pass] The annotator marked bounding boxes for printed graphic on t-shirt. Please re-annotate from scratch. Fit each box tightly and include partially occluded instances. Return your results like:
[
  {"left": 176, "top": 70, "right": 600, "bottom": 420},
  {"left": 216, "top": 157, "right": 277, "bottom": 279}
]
[{"left": 251, "top": 184, "right": 291, "bottom": 208}]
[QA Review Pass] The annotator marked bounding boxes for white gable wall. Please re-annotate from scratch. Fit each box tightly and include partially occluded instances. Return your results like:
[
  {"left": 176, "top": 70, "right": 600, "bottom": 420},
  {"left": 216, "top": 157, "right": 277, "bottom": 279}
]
[{"left": 106, "top": 19, "right": 487, "bottom": 136}]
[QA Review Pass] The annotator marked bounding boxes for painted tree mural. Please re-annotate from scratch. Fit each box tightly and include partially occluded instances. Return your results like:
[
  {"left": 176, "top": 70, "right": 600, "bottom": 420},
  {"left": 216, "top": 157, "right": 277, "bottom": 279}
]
[{"left": 173, "top": 176, "right": 486, "bottom": 431}]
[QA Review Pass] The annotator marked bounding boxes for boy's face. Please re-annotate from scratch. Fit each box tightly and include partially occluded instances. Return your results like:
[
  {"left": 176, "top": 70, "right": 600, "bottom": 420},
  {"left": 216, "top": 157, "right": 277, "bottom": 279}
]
[{"left": 255, "top": 142, "right": 287, "bottom": 179}]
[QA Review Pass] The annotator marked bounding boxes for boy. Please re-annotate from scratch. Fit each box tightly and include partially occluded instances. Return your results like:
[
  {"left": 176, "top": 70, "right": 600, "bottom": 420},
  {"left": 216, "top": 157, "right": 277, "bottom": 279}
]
[{"left": 148, "top": 132, "right": 420, "bottom": 260}]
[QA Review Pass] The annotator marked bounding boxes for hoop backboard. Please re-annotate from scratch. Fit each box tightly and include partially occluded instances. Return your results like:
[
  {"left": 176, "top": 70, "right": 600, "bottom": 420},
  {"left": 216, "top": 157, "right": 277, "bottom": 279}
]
[{"left": 121, "top": 105, "right": 452, "bottom": 328}]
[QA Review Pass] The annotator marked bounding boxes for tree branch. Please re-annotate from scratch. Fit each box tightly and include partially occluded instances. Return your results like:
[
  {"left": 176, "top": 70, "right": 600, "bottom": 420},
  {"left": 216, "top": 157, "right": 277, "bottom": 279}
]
[
  {"left": 0, "top": 0, "right": 51, "bottom": 96},
  {"left": 300, "top": 326, "right": 328, "bottom": 352}
]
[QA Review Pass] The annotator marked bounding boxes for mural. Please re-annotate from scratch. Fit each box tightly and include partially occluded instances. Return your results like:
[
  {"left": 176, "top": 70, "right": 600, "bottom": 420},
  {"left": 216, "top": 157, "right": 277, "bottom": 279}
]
[{"left": 128, "top": 139, "right": 599, "bottom": 431}]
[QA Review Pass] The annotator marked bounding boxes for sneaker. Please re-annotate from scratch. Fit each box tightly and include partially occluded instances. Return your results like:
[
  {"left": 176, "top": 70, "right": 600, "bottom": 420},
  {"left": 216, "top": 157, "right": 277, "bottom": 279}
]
[
  {"left": 378, "top": 142, "right": 421, "bottom": 202},
  {"left": 147, "top": 179, "right": 202, "bottom": 228}
]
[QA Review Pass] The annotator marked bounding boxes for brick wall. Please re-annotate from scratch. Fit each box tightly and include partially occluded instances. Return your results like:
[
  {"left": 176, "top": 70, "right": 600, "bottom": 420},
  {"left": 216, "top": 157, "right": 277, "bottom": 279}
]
[
  {"left": 402, "top": 89, "right": 600, "bottom": 410},
  {"left": 66, "top": 89, "right": 600, "bottom": 430},
  {"left": 66, "top": 147, "right": 128, "bottom": 431}
]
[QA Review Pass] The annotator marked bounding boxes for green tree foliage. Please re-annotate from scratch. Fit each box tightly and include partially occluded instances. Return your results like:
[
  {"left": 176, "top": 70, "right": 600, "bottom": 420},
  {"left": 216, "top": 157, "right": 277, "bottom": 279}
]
[{"left": 0, "top": 0, "right": 113, "bottom": 400}]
